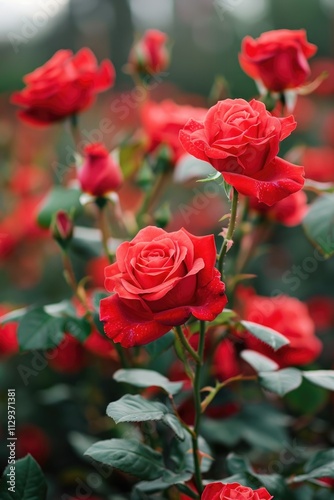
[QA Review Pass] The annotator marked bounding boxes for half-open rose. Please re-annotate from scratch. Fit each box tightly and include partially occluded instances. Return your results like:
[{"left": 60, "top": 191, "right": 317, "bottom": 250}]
[{"left": 100, "top": 226, "right": 227, "bottom": 347}]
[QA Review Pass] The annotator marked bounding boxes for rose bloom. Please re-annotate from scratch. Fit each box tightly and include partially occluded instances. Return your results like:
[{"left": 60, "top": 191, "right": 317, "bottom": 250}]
[
  {"left": 128, "top": 29, "right": 169, "bottom": 76},
  {"left": 78, "top": 142, "right": 123, "bottom": 197},
  {"left": 49, "top": 334, "right": 87, "bottom": 374},
  {"left": 249, "top": 190, "right": 308, "bottom": 227},
  {"left": 202, "top": 482, "right": 273, "bottom": 500},
  {"left": 11, "top": 48, "right": 115, "bottom": 126},
  {"left": 213, "top": 338, "right": 240, "bottom": 382},
  {"left": 179, "top": 98, "right": 304, "bottom": 206},
  {"left": 17, "top": 424, "right": 51, "bottom": 466},
  {"left": 236, "top": 287, "right": 322, "bottom": 367},
  {"left": 141, "top": 100, "right": 208, "bottom": 163},
  {"left": 239, "top": 29, "right": 317, "bottom": 92},
  {"left": 100, "top": 226, "right": 227, "bottom": 347}
]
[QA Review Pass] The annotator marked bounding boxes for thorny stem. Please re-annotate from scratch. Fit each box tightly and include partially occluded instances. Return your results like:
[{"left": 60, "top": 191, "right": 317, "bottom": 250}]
[{"left": 217, "top": 188, "right": 239, "bottom": 280}]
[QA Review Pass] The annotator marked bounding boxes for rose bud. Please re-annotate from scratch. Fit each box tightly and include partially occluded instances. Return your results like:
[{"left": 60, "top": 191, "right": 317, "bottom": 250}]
[
  {"left": 202, "top": 482, "right": 273, "bottom": 500},
  {"left": 128, "top": 29, "right": 169, "bottom": 78},
  {"left": 11, "top": 48, "right": 115, "bottom": 126},
  {"left": 239, "top": 29, "right": 317, "bottom": 93},
  {"left": 51, "top": 210, "right": 73, "bottom": 248},
  {"left": 78, "top": 143, "right": 123, "bottom": 199}
]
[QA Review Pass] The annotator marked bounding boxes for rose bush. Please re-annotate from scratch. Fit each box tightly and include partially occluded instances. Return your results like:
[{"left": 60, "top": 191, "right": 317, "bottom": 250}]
[
  {"left": 11, "top": 48, "right": 115, "bottom": 125},
  {"left": 100, "top": 226, "right": 227, "bottom": 347},
  {"left": 179, "top": 98, "right": 304, "bottom": 205},
  {"left": 239, "top": 29, "right": 317, "bottom": 92},
  {"left": 128, "top": 29, "right": 169, "bottom": 76}
]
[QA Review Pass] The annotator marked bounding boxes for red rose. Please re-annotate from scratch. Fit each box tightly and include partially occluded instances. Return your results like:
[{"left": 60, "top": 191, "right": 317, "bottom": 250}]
[
  {"left": 49, "top": 334, "right": 87, "bottom": 373},
  {"left": 202, "top": 482, "right": 273, "bottom": 500},
  {"left": 236, "top": 287, "right": 322, "bottom": 367},
  {"left": 0, "top": 306, "right": 19, "bottom": 357},
  {"left": 179, "top": 98, "right": 304, "bottom": 206},
  {"left": 100, "top": 226, "right": 227, "bottom": 347},
  {"left": 239, "top": 29, "right": 317, "bottom": 92},
  {"left": 128, "top": 29, "right": 169, "bottom": 76},
  {"left": 11, "top": 48, "right": 115, "bottom": 126},
  {"left": 78, "top": 143, "right": 123, "bottom": 197},
  {"left": 141, "top": 100, "right": 208, "bottom": 163},
  {"left": 249, "top": 190, "right": 308, "bottom": 227}
]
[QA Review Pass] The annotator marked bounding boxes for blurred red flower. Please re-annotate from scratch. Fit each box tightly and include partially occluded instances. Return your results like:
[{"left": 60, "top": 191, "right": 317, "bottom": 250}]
[
  {"left": 236, "top": 286, "right": 322, "bottom": 367},
  {"left": 0, "top": 305, "right": 19, "bottom": 357},
  {"left": 141, "top": 100, "right": 207, "bottom": 163},
  {"left": 11, "top": 49, "right": 115, "bottom": 126},
  {"left": 239, "top": 29, "right": 317, "bottom": 92},
  {"left": 17, "top": 424, "right": 51, "bottom": 466},
  {"left": 249, "top": 190, "right": 308, "bottom": 227},
  {"left": 128, "top": 29, "right": 169, "bottom": 76}
]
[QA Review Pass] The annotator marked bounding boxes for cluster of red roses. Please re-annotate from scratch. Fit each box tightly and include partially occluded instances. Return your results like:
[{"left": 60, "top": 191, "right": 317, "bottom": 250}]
[{"left": 2, "top": 24, "right": 332, "bottom": 500}]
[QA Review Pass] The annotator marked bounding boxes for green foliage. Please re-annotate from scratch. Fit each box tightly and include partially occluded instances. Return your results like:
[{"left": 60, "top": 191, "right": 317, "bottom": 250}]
[
  {"left": 259, "top": 368, "right": 303, "bottom": 396},
  {"left": 303, "top": 194, "right": 334, "bottom": 258},
  {"left": 113, "top": 368, "right": 183, "bottom": 395},
  {"left": 0, "top": 455, "right": 47, "bottom": 500},
  {"left": 37, "top": 187, "right": 82, "bottom": 229},
  {"left": 240, "top": 320, "right": 290, "bottom": 351}
]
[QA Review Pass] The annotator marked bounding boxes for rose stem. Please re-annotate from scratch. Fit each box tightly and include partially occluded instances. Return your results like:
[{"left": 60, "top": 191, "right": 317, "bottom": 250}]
[
  {"left": 191, "top": 319, "right": 206, "bottom": 495},
  {"left": 96, "top": 198, "right": 113, "bottom": 264},
  {"left": 136, "top": 171, "right": 170, "bottom": 229},
  {"left": 217, "top": 187, "right": 239, "bottom": 280},
  {"left": 69, "top": 114, "right": 82, "bottom": 154},
  {"left": 174, "top": 326, "right": 200, "bottom": 364}
]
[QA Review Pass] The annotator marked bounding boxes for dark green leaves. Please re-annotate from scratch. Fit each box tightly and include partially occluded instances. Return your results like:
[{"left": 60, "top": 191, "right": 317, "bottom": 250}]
[
  {"left": 241, "top": 320, "right": 290, "bottom": 351},
  {"left": 0, "top": 455, "right": 47, "bottom": 500},
  {"left": 17, "top": 305, "right": 91, "bottom": 351},
  {"left": 85, "top": 439, "right": 187, "bottom": 482},
  {"left": 293, "top": 449, "right": 334, "bottom": 483},
  {"left": 259, "top": 368, "right": 303, "bottom": 396},
  {"left": 106, "top": 394, "right": 185, "bottom": 439},
  {"left": 37, "top": 187, "right": 82, "bottom": 229},
  {"left": 303, "top": 194, "right": 334, "bottom": 258},
  {"left": 113, "top": 369, "right": 183, "bottom": 395},
  {"left": 18, "top": 309, "right": 65, "bottom": 350}
]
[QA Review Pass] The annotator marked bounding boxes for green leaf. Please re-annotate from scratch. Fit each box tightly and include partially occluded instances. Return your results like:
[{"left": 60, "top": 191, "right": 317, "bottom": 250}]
[
  {"left": 293, "top": 449, "right": 334, "bottom": 483},
  {"left": 113, "top": 369, "right": 183, "bottom": 395},
  {"left": 210, "top": 309, "right": 237, "bottom": 326},
  {"left": 285, "top": 378, "right": 328, "bottom": 414},
  {"left": 303, "top": 370, "right": 334, "bottom": 391},
  {"left": 64, "top": 317, "right": 91, "bottom": 342},
  {"left": 17, "top": 308, "right": 65, "bottom": 350},
  {"left": 303, "top": 194, "right": 334, "bottom": 258},
  {"left": 37, "top": 187, "right": 82, "bottom": 229},
  {"left": 241, "top": 320, "right": 290, "bottom": 351},
  {"left": 196, "top": 170, "right": 221, "bottom": 183},
  {"left": 241, "top": 350, "right": 279, "bottom": 372},
  {"left": 106, "top": 394, "right": 167, "bottom": 424},
  {"left": 171, "top": 433, "right": 212, "bottom": 474},
  {"left": 222, "top": 178, "right": 233, "bottom": 199},
  {"left": 133, "top": 472, "right": 193, "bottom": 498},
  {"left": 0, "top": 455, "right": 47, "bottom": 500},
  {"left": 162, "top": 413, "right": 185, "bottom": 440},
  {"left": 145, "top": 331, "right": 175, "bottom": 358},
  {"left": 0, "top": 307, "right": 27, "bottom": 325},
  {"left": 85, "top": 439, "right": 170, "bottom": 481},
  {"left": 259, "top": 368, "right": 303, "bottom": 396}
]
